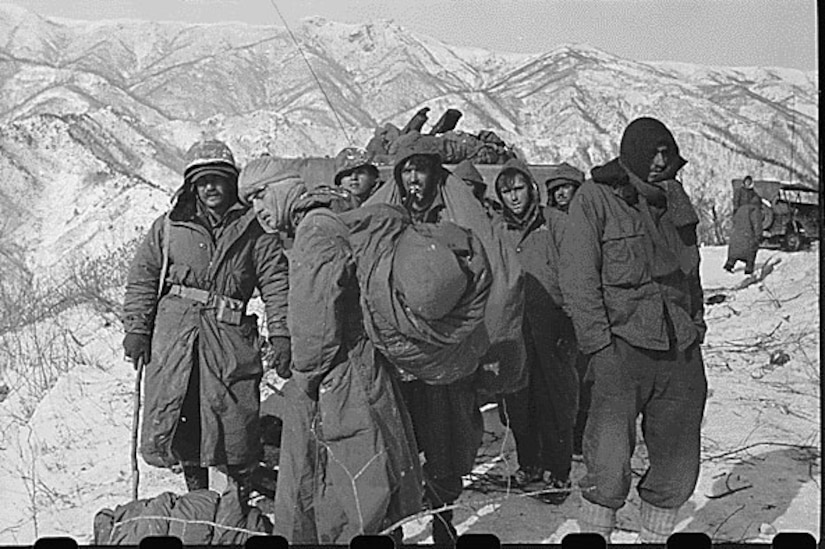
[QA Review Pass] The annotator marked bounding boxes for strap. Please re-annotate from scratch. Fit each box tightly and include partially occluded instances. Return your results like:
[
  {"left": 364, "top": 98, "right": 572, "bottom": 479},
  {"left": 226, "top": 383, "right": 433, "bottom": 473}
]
[{"left": 157, "top": 213, "right": 171, "bottom": 300}]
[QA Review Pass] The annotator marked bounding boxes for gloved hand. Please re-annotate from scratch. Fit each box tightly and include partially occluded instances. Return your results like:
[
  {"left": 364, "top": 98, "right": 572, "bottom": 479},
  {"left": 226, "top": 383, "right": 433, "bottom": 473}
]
[
  {"left": 267, "top": 336, "right": 292, "bottom": 379},
  {"left": 123, "top": 333, "right": 151, "bottom": 368}
]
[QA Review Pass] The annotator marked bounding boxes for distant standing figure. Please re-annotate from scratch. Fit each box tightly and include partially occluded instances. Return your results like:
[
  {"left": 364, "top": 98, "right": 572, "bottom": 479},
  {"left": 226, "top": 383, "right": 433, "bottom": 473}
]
[{"left": 724, "top": 175, "right": 763, "bottom": 274}]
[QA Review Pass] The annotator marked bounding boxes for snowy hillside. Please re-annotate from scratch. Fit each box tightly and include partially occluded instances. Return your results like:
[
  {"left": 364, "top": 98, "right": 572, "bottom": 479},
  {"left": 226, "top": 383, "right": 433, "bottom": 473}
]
[
  {"left": 0, "top": 246, "right": 819, "bottom": 544},
  {"left": 0, "top": 4, "right": 819, "bottom": 279}
]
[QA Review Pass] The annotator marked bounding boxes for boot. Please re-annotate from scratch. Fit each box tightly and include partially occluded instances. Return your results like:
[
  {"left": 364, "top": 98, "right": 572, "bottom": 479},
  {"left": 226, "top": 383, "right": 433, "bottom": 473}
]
[
  {"left": 578, "top": 498, "right": 615, "bottom": 543},
  {"left": 638, "top": 500, "right": 679, "bottom": 543},
  {"left": 182, "top": 465, "right": 209, "bottom": 492},
  {"left": 227, "top": 465, "right": 253, "bottom": 512},
  {"left": 431, "top": 510, "right": 458, "bottom": 545},
  {"left": 388, "top": 527, "right": 404, "bottom": 546}
]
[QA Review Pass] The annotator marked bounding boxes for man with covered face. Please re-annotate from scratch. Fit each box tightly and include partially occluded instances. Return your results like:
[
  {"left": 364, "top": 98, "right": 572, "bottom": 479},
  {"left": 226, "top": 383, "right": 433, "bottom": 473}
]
[
  {"left": 364, "top": 134, "right": 526, "bottom": 544},
  {"left": 239, "top": 160, "right": 422, "bottom": 543},
  {"left": 122, "top": 139, "right": 289, "bottom": 501},
  {"left": 560, "top": 118, "right": 707, "bottom": 543},
  {"left": 493, "top": 160, "right": 579, "bottom": 504}
]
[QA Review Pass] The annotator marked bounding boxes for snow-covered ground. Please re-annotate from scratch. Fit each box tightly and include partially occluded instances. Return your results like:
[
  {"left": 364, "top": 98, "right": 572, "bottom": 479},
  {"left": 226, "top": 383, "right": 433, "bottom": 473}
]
[{"left": 0, "top": 244, "right": 819, "bottom": 544}]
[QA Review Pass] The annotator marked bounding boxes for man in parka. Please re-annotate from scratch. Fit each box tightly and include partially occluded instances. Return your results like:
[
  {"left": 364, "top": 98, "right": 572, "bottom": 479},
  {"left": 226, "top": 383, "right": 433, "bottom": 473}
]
[
  {"left": 333, "top": 146, "right": 383, "bottom": 204},
  {"left": 543, "top": 163, "right": 589, "bottom": 455},
  {"left": 238, "top": 162, "right": 423, "bottom": 544},
  {"left": 364, "top": 133, "right": 526, "bottom": 543},
  {"left": 493, "top": 160, "right": 579, "bottom": 504},
  {"left": 559, "top": 117, "right": 707, "bottom": 543},
  {"left": 724, "top": 175, "right": 763, "bottom": 274},
  {"left": 122, "top": 139, "right": 290, "bottom": 500}
]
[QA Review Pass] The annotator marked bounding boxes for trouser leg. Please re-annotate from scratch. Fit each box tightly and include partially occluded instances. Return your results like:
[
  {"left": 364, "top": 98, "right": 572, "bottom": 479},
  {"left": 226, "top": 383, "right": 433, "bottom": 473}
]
[
  {"left": 538, "top": 357, "right": 576, "bottom": 482},
  {"left": 637, "top": 344, "right": 708, "bottom": 510},
  {"left": 579, "top": 338, "right": 652, "bottom": 510},
  {"left": 501, "top": 382, "right": 540, "bottom": 470},
  {"left": 183, "top": 465, "right": 209, "bottom": 491},
  {"left": 573, "top": 353, "right": 592, "bottom": 455},
  {"left": 400, "top": 377, "right": 481, "bottom": 546},
  {"left": 174, "top": 356, "right": 202, "bottom": 487}
]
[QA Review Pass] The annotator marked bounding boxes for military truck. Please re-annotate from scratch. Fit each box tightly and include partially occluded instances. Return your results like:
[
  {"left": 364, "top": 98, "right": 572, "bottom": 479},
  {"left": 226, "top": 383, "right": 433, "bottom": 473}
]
[{"left": 731, "top": 178, "right": 820, "bottom": 251}]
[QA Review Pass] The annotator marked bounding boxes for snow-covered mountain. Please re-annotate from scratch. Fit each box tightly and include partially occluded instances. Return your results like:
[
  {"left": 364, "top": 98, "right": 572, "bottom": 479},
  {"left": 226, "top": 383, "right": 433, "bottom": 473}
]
[{"left": 0, "top": 4, "right": 818, "bottom": 277}]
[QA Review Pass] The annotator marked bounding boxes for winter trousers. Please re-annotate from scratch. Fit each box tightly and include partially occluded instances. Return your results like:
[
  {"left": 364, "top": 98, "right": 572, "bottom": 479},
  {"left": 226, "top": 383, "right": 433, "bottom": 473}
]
[
  {"left": 399, "top": 376, "right": 483, "bottom": 508},
  {"left": 724, "top": 250, "right": 757, "bottom": 274},
  {"left": 173, "top": 350, "right": 254, "bottom": 499},
  {"left": 572, "top": 351, "right": 591, "bottom": 455},
  {"left": 499, "top": 326, "right": 578, "bottom": 482},
  {"left": 499, "top": 357, "right": 575, "bottom": 481},
  {"left": 580, "top": 337, "right": 707, "bottom": 510}
]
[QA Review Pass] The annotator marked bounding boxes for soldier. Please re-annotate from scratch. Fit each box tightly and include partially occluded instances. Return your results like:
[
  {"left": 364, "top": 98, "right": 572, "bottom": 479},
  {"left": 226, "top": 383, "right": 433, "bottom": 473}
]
[
  {"left": 364, "top": 133, "right": 526, "bottom": 544},
  {"left": 542, "top": 163, "right": 589, "bottom": 455},
  {"left": 560, "top": 117, "right": 707, "bottom": 543},
  {"left": 493, "top": 159, "right": 579, "bottom": 504},
  {"left": 333, "top": 147, "right": 383, "bottom": 204},
  {"left": 724, "top": 175, "right": 763, "bottom": 274},
  {"left": 238, "top": 161, "right": 423, "bottom": 544},
  {"left": 122, "top": 139, "right": 290, "bottom": 501}
]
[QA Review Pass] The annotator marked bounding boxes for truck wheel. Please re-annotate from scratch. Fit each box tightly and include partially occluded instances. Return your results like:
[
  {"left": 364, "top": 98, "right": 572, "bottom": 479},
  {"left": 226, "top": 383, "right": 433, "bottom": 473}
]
[
  {"left": 761, "top": 200, "right": 774, "bottom": 230},
  {"left": 783, "top": 232, "right": 804, "bottom": 252}
]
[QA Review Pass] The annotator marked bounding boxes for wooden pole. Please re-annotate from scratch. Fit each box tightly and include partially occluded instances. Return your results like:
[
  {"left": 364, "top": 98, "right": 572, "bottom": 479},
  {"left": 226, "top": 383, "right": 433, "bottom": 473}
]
[{"left": 131, "top": 356, "right": 144, "bottom": 501}]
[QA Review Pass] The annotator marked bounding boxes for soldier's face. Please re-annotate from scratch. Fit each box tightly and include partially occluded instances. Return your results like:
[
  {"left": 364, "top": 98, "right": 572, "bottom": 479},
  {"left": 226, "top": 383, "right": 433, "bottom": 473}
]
[
  {"left": 500, "top": 174, "right": 531, "bottom": 216},
  {"left": 400, "top": 158, "right": 436, "bottom": 211},
  {"left": 250, "top": 186, "right": 284, "bottom": 233},
  {"left": 648, "top": 145, "right": 670, "bottom": 182},
  {"left": 553, "top": 183, "right": 576, "bottom": 208},
  {"left": 195, "top": 175, "right": 233, "bottom": 211},
  {"left": 342, "top": 167, "right": 378, "bottom": 199}
]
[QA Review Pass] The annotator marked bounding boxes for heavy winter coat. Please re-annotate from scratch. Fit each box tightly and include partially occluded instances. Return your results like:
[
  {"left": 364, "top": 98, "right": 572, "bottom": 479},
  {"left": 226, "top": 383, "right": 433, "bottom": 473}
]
[
  {"left": 274, "top": 208, "right": 423, "bottom": 543},
  {"left": 364, "top": 135, "right": 527, "bottom": 395},
  {"left": 343, "top": 205, "right": 492, "bottom": 385},
  {"left": 494, "top": 159, "right": 578, "bottom": 430},
  {"left": 728, "top": 188, "right": 763, "bottom": 261},
  {"left": 93, "top": 489, "right": 271, "bottom": 545},
  {"left": 560, "top": 159, "right": 705, "bottom": 355},
  {"left": 122, "top": 188, "right": 289, "bottom": 469}
]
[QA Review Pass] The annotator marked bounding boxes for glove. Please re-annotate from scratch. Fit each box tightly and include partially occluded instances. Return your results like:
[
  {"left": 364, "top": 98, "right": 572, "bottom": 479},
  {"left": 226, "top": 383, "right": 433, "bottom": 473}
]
[
  {"left": 267, "top": 336, "right": 292, "bottom": 379},
  {"left": 123, "top": 333, "right": 151, "bottom": 368}
]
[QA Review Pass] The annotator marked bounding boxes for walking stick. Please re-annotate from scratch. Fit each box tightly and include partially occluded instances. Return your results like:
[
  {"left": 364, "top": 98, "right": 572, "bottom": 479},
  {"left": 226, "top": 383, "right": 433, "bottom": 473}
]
[{"left": 131, "top": 355, "right": 144, "bottom": 501}]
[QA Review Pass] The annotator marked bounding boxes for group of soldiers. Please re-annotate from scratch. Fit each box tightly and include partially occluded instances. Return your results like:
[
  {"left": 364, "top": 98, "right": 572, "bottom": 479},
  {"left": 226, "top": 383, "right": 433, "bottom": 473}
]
[{"left": 122, "top": 115, "right": 707, "bottom": 544}]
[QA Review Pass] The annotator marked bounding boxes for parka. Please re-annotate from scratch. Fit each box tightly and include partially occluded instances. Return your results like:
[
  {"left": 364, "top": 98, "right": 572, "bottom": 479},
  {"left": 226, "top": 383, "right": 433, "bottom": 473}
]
[
  {"left": 273, "top": 206, "right": 423, "bottom": 543},
  {"left": 560, "top": 159, "right": 705, "bottom": 356},
  {"left": 363, "top": 134, "right": 527, "bottom": 395},
  {"left": 493, "top": 159, "right": 578, "bottom": 438},
  {"left": 727, "top": 187, "right": 763, "bottom": 262},
  {"left": 122, "top": 184, "right": 288, "bottom": 469}
]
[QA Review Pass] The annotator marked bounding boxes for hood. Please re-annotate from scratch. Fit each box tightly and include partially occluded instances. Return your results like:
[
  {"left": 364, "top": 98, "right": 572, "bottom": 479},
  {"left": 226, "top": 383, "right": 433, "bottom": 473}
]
[
  {"left": 452, "top": 159, "right": 485, "bottom": 186},
  {"left": 169, "top": 169, "right": 240, "bottom": 222},
  {"left": 545, "top": 162, "right": 584, "bottom": 208},
  {"left": 619, "top": 117, "right": 687, "bottom": 183},
  {"left": 238, "top": 156, "right": 307, "bottom": 233},
  {"left": 494, "top": 158, "right": 541, "bottom": 228},
  {"left": 392, "top": 132, "right": 445, "bottom": 189}
]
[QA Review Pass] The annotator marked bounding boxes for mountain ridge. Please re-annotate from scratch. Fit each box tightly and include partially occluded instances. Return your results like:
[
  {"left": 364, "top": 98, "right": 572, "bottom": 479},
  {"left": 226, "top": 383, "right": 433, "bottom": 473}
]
[{"left": 0, "top": 5, "right": 818, "bottom": 278}]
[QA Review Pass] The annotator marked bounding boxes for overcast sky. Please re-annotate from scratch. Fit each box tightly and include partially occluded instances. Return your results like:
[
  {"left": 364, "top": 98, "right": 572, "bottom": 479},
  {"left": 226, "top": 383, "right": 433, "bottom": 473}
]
[{"left": 1, "top": 0, "right": 818, "bottom": 71}]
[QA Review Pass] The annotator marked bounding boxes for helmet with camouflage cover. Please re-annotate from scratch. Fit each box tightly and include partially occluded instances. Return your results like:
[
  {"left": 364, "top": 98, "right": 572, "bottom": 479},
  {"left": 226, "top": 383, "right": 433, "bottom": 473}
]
[
  {"left": 333, "top": 147, "right": 379, "bottom": 186},
  {"left": 183, "top": 139, "right": 240, "bottom": 183}
]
